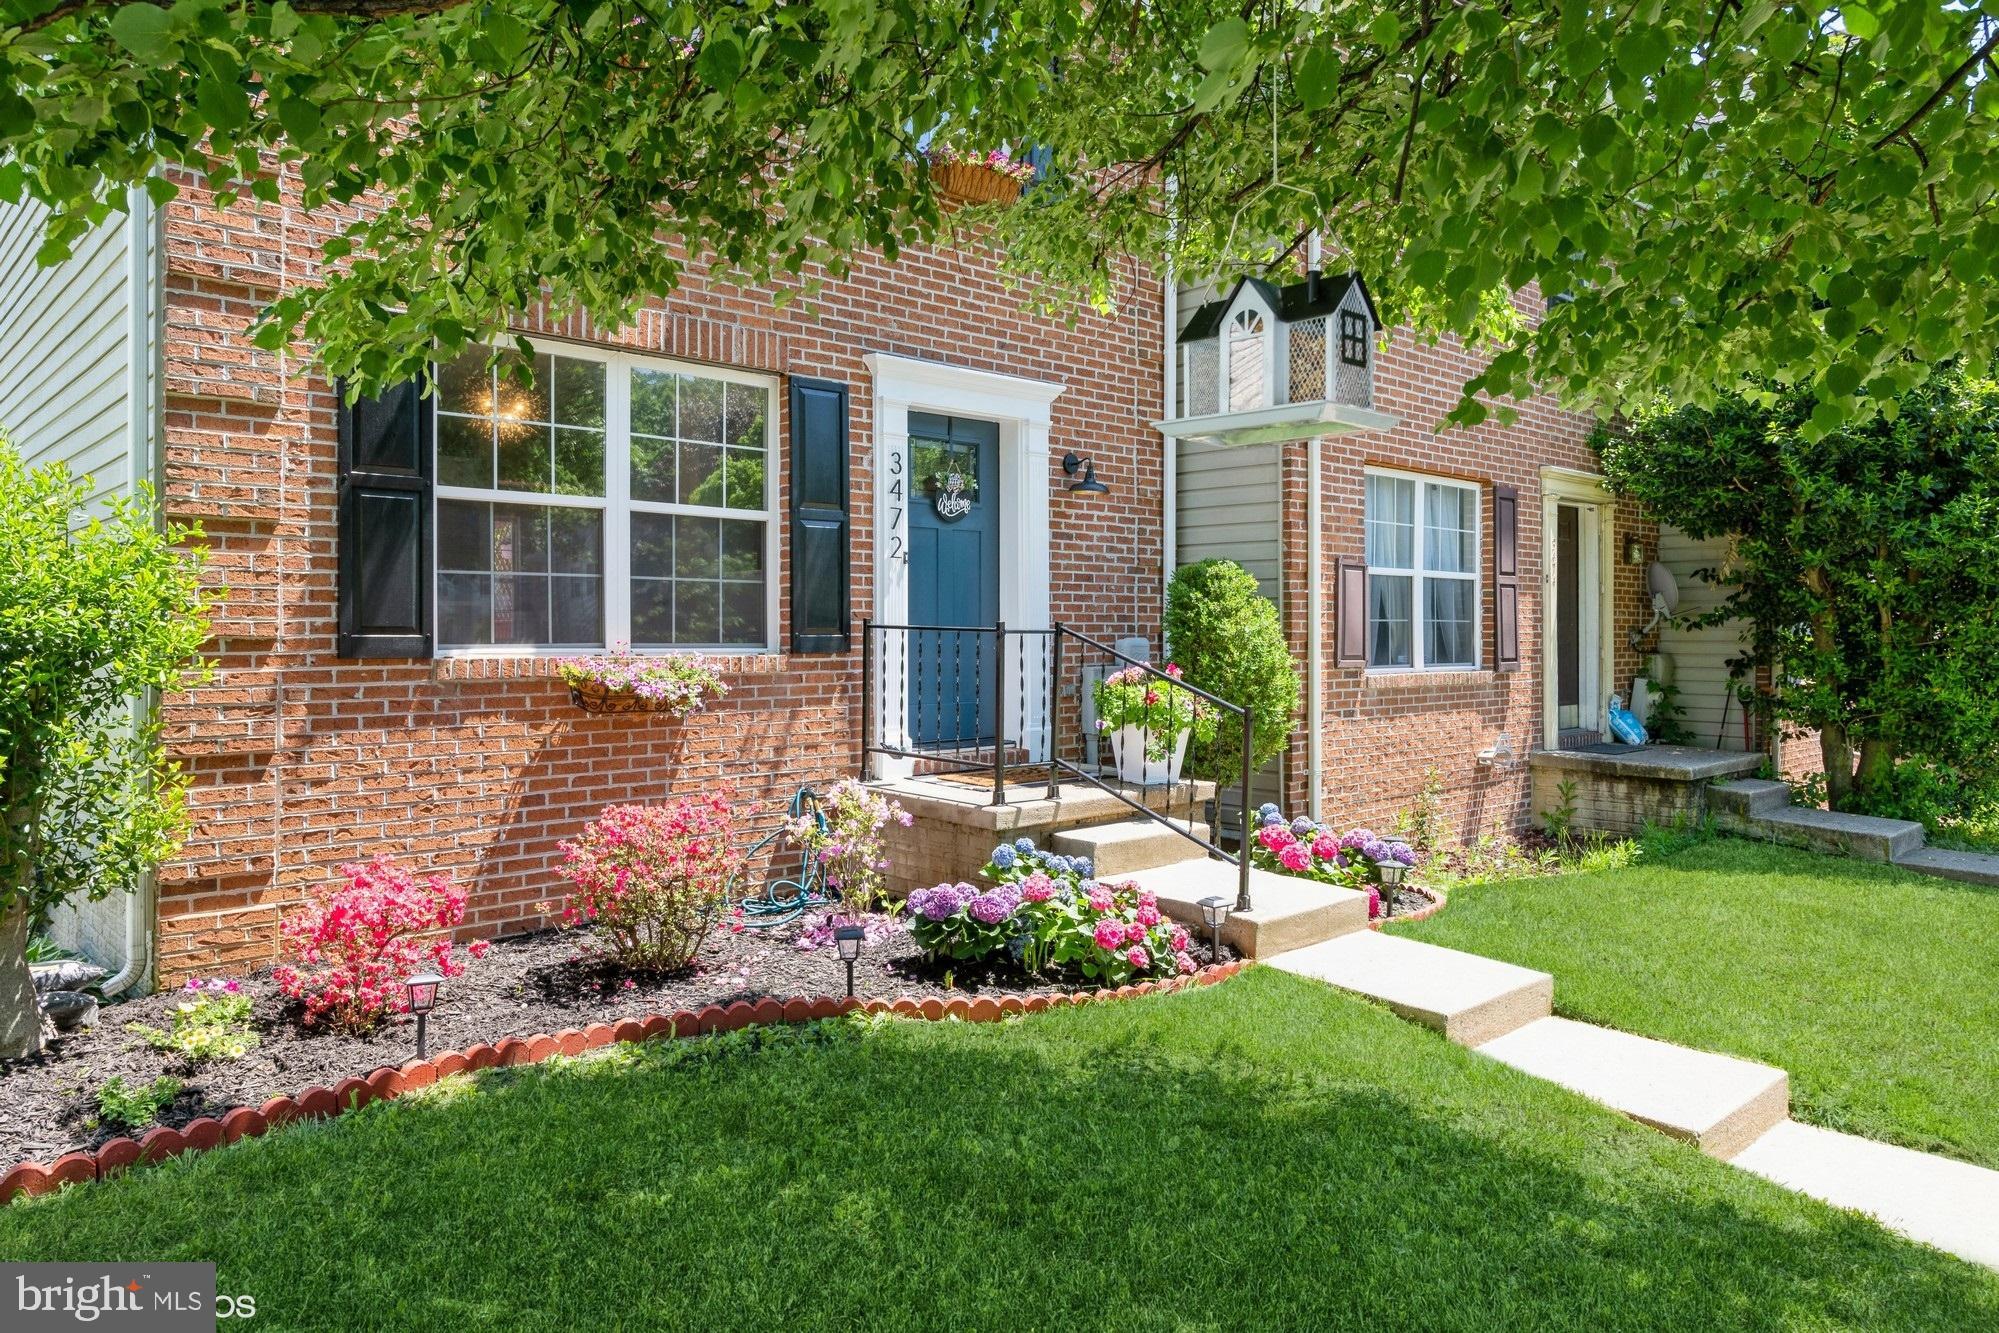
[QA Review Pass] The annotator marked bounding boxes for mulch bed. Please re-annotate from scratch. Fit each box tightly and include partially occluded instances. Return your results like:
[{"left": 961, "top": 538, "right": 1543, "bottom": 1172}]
[{"left": 2, "top": 917, "right": 1235, "bottom": 1170}]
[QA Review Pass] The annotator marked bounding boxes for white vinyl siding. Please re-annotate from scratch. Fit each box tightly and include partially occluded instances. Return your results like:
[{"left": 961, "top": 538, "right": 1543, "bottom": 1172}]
[
  {"left": 0, "top": 194, "right": 154, "bottom": 501},
  {"left": 1173, "top": 439, "right": 1282, "bottom": 597},
  {"left": 0, "top": 188, "right": 160, "bottom": 973},
  {"left": 1655, "top": 523, "right": 1752, "bottom": 750}
]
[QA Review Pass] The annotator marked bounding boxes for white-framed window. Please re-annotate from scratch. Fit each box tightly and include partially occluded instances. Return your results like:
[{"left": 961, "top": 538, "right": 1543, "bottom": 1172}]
[
  {"left": 1364, "top": 469, "right": 1481, "bottom": 670},
  {"left": 432, "top": 342, "right": 778, "bottom": 654}
]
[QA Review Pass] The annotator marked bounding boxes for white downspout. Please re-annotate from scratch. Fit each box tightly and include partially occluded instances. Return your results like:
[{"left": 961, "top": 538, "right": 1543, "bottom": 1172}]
[
  {"left": 1306, "top": 433, "right": 1324, "bottom": 822},
  {"left": 1161, "top": 268, "right": 1178, "bottom": 634},
  {"left": 1304, "top": 230, "right": 1325, "bottom": 822},
  {"left": 103, "top": 182, "right": 160, "bottom": 999}
]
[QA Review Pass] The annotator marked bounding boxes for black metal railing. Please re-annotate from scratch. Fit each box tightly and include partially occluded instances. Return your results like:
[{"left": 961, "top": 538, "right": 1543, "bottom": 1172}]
[
  {"left": 1043, "top": 624, "right": 1254, "bottom": 911},
  {"left": 859, "top": 619, "right": 1255, "bottom": 911}
]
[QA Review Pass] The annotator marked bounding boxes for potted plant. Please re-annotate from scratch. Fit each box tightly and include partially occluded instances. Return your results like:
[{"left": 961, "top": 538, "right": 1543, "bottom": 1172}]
[
  {"left": 925, "top": 145, "right": 1035, "bottom": 206},
  {"left": 1092, "top": 663, "right": 1215, "bottom": 786},
  {"left": 557, "top": 647, "right": 727, "bottom": 717}
]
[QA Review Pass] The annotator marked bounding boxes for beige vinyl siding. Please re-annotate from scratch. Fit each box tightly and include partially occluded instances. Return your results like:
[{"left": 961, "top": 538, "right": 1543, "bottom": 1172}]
[
  {"left": 0, "top": 189, "right": 159, "bottom": 972},
  {"left": 1174, "top": 439, "right": 1283, "bottom": 596},
  {"left": 1655, "top": 523, "right": 1752, "bottom": 751}
]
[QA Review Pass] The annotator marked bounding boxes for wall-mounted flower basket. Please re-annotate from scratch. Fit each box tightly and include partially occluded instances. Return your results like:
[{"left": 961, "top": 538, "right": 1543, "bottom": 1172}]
[
  {"left": 932, "top": 160, "right": 1024, "bottom": 206},
  {"left": 557, "top": 650, "right": 727, "bottom": 720}
]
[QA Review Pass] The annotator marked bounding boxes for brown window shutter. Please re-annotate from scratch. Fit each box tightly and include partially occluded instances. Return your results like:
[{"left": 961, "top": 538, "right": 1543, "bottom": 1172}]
[
  {"left": 1335, "top": 555, "right": 1368, "bottom": 668},
  {"left": 1492, "top": 484, "right": 1520, "bottom": 672}
]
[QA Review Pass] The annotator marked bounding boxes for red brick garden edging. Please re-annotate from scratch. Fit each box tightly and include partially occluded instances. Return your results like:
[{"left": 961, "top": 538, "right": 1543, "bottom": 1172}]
[
  {"left": 1370, "top": 883, "right": 1449, "bottom": 930},
  {"left": 1, "top": 960, "right": 1252, "bottom": 1205}
]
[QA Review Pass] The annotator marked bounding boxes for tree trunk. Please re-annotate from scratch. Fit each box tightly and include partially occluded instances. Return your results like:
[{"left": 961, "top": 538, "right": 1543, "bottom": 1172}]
[
  {"left": 1853, "top": 737, "right": 1897, "bottom": 811},
  {"left": 0, "top": 899, "right": 44, "bottom": 1059},
  {"left": 1821, "top": 723, "right": 1857, "bottom": 810}
]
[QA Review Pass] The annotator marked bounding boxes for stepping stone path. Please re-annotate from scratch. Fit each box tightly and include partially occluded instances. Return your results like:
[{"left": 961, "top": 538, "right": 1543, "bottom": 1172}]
[
  {"left": 1712, "top": 777, "right": 1999, "bottom": 881},
  {"left": 1268, "top": 927, "right": 1999, "bottom": 1271}
]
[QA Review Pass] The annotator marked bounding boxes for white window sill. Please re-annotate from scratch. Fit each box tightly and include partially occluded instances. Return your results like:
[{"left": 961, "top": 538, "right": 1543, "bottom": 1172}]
[
  {"left": 430, "top": 650, "right": 782, "bottom": 683},
  {"left": 1361, "top": 667, "right": 1493, "bottom": 690}
]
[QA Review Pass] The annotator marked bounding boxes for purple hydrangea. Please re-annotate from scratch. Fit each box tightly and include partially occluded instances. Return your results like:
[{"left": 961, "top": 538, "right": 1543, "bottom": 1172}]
[
  {"left": 909, "top": 882, "right": 975, "bottom": 922},
  {"left": 1290, "top": 816, "right": 1315, "bottom": 837},
  {"left": 968, "top": 886, "right": 1023, "bottom": 925}
]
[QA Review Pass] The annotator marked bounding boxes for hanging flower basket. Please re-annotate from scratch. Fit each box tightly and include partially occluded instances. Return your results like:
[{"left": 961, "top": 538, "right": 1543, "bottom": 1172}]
[
  {"left": 557, "top": 650, "right": 727, "bottom": 719},
  {"left": 926, "top": 147, "right": 1034, "bottom": 206}
]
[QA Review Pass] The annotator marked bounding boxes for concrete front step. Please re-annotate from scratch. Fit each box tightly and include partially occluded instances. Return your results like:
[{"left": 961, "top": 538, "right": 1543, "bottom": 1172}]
[
  {"left": 1709, "top": 778, "right": 1793, "bottom": 818},
  {"left": 1893, "top": 845, "right": 1999, "bottom": 888},
  {"left": 1726, "top": 805, "right": 1928, "bottom": 863},
  {"left": 1734, "top": 1121, "right": 1999, "bottom": 1271},
  {"left": 1128, "top": 858, "right": 1368, "bottom": 959},
  {"left": 1479, "top": 1017, "right": 1788, "bottom": 1160},
  {"left": 1268, "top": 933, "right": 1552, "bottom": 1048},
  {"left": 1053, "top": 817, "right": 1209, "bottom": 878}
]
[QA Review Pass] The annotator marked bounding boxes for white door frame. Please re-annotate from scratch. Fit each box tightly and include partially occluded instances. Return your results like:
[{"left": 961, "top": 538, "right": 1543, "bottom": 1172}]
[
  {"left": 864, "top": 353, "right": 1064, "bottom": 779},
  {"left": 1539, "top": 466, "right": 1617, "bottom": 750}
]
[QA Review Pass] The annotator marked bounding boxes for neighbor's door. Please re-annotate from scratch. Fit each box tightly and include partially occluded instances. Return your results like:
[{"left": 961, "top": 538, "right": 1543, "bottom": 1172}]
[
  {"left": 907, "top": 413, "right": 1001, "bottom": 747},
  {"left": 1552, "top": 501, "right": 1603, "bottom": 742}
]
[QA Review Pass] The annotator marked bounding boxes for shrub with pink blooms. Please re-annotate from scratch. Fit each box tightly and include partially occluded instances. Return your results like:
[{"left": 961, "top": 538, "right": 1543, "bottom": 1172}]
[
  {"left": 784, "top": 779, "right": 912, "bottom": 917},
  {"left": 273, "top": 857, "right": 488, "bottom": 1031},
  {"left": 554, "top": 797, "right": 745, "bottom": 972},
  {"left": 1247, "top": 804, "right": 1419, "bottom": 914}
]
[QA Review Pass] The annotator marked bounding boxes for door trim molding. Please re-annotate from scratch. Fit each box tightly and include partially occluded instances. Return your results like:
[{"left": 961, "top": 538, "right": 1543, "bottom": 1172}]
[
  {"left": 1539, "top": 466, "right": 1617, "bottom": 751},
  {"left": 864, "top": 353, "right": 1064, "bottom": 778}
]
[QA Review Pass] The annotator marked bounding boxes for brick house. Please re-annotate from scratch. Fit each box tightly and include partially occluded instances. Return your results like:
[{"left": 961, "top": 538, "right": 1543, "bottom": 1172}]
[{"left": 0, "top": 171, "right": 1779, "bottom": 989}]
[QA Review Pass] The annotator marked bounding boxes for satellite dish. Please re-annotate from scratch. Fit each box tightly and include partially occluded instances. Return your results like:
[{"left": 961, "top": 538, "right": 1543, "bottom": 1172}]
[
  {"left": 1647, "top": 561, "right": 1681, "bottom": 615},
  {"left": 1630, "top": 562, "right": 1681, "bottom": 648}
]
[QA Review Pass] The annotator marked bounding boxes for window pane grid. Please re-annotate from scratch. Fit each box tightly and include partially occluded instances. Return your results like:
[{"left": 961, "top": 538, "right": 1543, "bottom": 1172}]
[
  {"left": 436, "top": 346, "right": 773, "bottom": 653},
  {"left": 1363, "top": 473, "right": 1480, "bottom": 671}
]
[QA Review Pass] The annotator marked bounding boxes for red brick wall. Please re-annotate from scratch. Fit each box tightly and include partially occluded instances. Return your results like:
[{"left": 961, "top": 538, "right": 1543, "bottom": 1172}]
[
  {"left": 155, "top": 167, "right": 1163, "bottom": 980},
  {"left": 1275, "top": 298, "right": 1657, "bottom": 842}
]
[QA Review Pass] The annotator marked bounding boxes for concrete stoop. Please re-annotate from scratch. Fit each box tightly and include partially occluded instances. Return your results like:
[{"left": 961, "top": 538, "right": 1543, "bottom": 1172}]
[
  {"left": 1478, "top": 1017, "right": 1789, "bottom": 1160},
  {"left": 1892, "top": 845, "right": 1999, "bottom": 888},
  {"left": 1268, "top": 932, "right": 1552, "bottom": 1048}
]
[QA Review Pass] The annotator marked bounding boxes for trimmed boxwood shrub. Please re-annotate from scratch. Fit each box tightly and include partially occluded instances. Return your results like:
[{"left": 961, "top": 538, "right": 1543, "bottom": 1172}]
[{"left": 1163, "top": 560, "right": 1299, "bottom": 784}]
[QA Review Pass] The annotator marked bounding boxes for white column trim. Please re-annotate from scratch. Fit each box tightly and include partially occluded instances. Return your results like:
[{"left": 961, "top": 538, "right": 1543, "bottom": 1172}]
[{"left": 862, "top": 354, "right": 1065, "bottom": 780}]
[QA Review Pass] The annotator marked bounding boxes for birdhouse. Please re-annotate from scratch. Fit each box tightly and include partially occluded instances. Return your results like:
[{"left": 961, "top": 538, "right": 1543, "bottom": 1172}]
[{"left": 1162, "top": 270, "right": 1395, "bottom": 447}]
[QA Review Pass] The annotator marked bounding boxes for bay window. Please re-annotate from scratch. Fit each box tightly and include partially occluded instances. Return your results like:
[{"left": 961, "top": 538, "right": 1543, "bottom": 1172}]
[
  {"left": 1364, "top": 470, "right": 1481, "bottom": 670},
  {"left": 433, "top": 344, "right": 776, "bottom": 652}
]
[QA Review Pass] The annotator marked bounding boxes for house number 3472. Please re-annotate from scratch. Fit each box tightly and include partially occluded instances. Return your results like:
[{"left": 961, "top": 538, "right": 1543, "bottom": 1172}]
[{"left": 886, "top": 448, "right": 908, "bottom": 563}]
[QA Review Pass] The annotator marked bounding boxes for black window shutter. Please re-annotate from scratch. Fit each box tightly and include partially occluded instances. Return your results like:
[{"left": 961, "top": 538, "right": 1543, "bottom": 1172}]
[
  {"left": 1335, "top": 555, "right": 1368, "bottom": 669},
  {"left": 1492, "top": 483, "right": 1521, "bottom": 672},
  {"left": 789, "top": 377, "right": 851, "bottom": 654},
  {"left": 336, "top": 378, "right": 433, "bottom": 659}
]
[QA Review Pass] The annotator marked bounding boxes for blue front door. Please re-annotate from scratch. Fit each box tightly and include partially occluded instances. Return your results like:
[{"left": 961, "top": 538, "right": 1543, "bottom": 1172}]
[{"left": 907, "top": 413, "right": 1001, "bottom": 748}]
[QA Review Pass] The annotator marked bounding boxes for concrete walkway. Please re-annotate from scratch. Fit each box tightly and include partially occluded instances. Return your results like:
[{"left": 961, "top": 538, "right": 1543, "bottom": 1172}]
[{"left": 1268, "top": 931, "right": 1999, "bottom": 1271}]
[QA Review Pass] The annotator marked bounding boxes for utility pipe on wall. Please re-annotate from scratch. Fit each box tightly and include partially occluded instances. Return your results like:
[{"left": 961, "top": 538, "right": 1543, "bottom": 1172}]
[
  {"left": 1306, "top": 432, "right": 1324, "bottom": 822},
  {"left": 1161, "top": 266, "right": 1178, "bottom": 639}
]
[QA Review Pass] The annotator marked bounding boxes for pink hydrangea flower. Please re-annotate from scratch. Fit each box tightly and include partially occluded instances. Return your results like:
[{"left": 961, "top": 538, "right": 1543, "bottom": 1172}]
[
  {"left": 1135, "top": 905, "right": 1161, "bottom": 927},
  {"left": 1312, "top": 832, "right": 1340, "bottom": 861},
  {"left": 1258, "top": 825, "right": 1295, "bottom": 853},
  {"left": 1022, "top": 871, "right": 1057, "bottom": 903},
  {"left": 1126, "top": 945, "right": 1150, "bottom": 970},
  {"left": 1085, "top": 886, "right": 1114, "bottom": 913},
  {"left": 1279, "top": 842, "right": 1311, "bottom": 872},
  {"left": 1169, "top": 926, "right": 1189, "bottom": 951},
  {"left": 1174, "top": 951, "right": 1196, "bottom": 975},
  {"left": 1125, "top": 920, "right": 1148, "bottom": 946},
  {"left": 1093, "top": 919, "right": 1127, "bottom": 951}
]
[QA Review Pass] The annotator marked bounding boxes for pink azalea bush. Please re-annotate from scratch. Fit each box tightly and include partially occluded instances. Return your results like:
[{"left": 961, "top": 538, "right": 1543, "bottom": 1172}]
[
  {"left": 273, "top": 857, "right": 488, "bottom": 1031},
  {"left": 906, "top": 838, "right": 1194, "bottom": 985},
  {"left": 553, "top": 797, "right": 745, "bottom": 972},
  {"left": 784, "top": 779, "right": 912, "bottom": 917}
]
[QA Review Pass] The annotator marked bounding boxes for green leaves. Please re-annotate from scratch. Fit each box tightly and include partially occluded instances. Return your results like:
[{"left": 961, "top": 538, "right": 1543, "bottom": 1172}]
[
  {"left": 107, "top": 4, "right": 175, "bottom": 61},
  {"left": 1295, "top": 43, "right": 1339, "bottom": 110},
  {"left": 1197, "top": 17, "right": 1249, "bottom": 72}
]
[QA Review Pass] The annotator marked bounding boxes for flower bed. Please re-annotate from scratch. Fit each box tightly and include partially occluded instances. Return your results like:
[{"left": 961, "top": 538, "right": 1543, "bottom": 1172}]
[
  {"left": 1248, "top": 804, "right": 1433, "bottom": 921},
  {"left": 0, "top": 909, "right": 1239, "bottom": 1175},
  {"left": 0, "top": 946, "right": 1251, "bottom": 1204}
]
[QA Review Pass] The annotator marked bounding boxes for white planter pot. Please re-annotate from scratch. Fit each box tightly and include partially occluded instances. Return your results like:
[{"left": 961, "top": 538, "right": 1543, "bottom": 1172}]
[{"left": 1108, "top": 725, "right": 1189, "bottom": 786}]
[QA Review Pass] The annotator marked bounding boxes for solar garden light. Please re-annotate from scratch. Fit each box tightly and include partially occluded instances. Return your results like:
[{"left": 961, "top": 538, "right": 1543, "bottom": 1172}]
[
  {"left": 1375, "top": 857, "right": 1407, "bottom": 918},
  {"left": 405, "top": 973, "right": 443, "bottom": 1060},
  {"left": 1198, "top": 895, "right": 1230, "bottom": 964},
  {"left": 833, "top": 924, "right": 866, "bottom": 998}
]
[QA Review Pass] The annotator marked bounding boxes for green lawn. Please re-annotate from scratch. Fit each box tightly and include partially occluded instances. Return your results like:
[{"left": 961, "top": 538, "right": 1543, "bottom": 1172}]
[
  {"left": 3, "top": 969, "right": 1994, "bottom": 1330},
  {"left": 1396, "top": 834, "right": 1999, "bottom": 1170}
]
